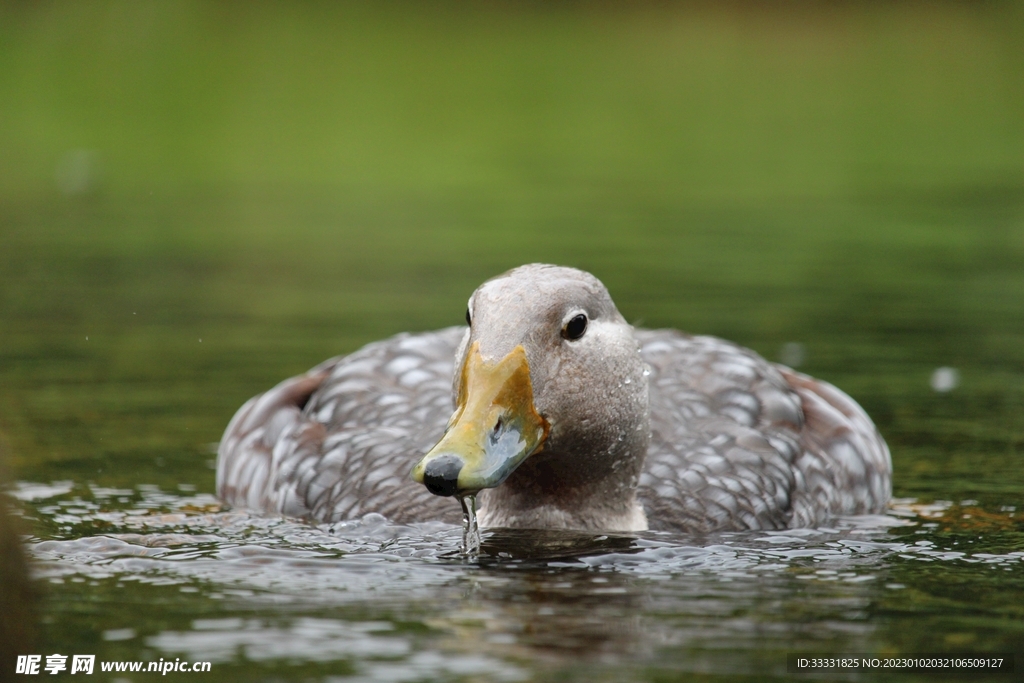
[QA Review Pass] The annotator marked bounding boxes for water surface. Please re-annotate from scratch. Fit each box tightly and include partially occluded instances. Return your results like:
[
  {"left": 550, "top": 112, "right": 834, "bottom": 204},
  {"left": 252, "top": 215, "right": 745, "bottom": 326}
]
[{"left": 13, "top": 480, "right": 1023, "bottom": 682}]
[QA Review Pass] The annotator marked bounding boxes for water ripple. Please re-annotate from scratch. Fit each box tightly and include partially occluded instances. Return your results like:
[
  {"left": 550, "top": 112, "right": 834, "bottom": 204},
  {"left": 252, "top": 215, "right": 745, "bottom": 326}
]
[{"left": 15, "top": 482, "right": 1024, "bottom": 677}]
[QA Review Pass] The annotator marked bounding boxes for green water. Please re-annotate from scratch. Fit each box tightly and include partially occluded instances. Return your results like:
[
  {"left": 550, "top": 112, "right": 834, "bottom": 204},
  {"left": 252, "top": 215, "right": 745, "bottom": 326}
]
[{"left": 2, "top": 1, "right": 1024, "bottom": 681}]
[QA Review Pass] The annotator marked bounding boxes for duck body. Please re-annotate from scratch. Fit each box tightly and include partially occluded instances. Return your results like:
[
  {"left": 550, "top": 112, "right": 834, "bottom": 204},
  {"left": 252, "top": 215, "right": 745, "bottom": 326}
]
[{"left": 217, "top": 265, "right": 891, "bottom": 533}]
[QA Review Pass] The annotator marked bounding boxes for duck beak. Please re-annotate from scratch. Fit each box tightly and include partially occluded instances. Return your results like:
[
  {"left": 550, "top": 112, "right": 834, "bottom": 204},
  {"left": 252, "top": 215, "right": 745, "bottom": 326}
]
[{"left": 411, "top": 342, "right": 550, "bottom": 497}]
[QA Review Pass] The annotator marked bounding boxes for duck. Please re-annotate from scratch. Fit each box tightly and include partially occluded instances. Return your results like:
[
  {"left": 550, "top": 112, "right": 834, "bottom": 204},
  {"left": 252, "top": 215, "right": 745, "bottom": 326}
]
[{"left": 217, "top": 264, "right": 891, "bottom": 533}]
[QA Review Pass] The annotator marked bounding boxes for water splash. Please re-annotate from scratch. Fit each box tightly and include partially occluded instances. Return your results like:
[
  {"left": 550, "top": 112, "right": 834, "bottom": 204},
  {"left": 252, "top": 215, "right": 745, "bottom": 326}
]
[{"left": 459, "top": 494, "right": 480, "bottom": 556}]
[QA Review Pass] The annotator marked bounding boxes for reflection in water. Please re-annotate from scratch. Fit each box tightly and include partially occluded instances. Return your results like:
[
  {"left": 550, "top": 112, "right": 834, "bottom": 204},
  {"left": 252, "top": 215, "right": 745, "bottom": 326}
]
[
  {"left": 18, "top": 482, "right": 1024, "bottom": 679},
  {"left": 149, "top": 619, "right": 531, "bottom": 683}
]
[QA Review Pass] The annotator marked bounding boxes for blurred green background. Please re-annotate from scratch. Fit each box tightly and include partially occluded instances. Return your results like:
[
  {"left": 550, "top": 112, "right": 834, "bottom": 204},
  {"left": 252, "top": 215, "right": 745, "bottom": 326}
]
[{"left": 0, "top": 0, "right": 1022, "bottom": 504}]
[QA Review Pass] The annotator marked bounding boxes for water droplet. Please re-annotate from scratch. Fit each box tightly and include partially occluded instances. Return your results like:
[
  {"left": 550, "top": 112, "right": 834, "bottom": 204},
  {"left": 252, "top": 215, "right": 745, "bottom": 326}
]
[
  {"left": 930, "top": 367, "right": 959, "bottom": 392},
  {"left": 624, "top": 378, "right": 631, "bottom": 385},
  {"left": 459, "top": 494, "right": 480, "bottom": 557}
]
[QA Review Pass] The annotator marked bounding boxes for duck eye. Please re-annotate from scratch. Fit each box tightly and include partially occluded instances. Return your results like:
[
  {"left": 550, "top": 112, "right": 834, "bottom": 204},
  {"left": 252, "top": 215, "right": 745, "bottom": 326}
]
[
  {"left": 562, "top": 313, "right": 588, "bottom": 341},
  {"left": 466, "top": 308, "right": 472, "bottom": 326}
]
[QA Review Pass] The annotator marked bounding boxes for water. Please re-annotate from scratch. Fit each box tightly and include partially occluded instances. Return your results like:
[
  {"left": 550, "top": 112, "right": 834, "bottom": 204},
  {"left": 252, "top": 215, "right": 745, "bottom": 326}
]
[
  {"left": 2, "top": 2, "right": 1024, "bottom": 680},
  {"left": 460, "top": 495, "right": 481, "bottom": 557},
  {"left": 6, "top": 478, "right": 1023, "bottom": 681}
]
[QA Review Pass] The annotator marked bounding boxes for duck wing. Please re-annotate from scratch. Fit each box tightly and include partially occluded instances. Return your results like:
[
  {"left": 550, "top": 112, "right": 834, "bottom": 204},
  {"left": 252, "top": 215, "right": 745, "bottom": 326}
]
[
  {"left": 637, "top": 330, "right": 890, "bottom": 532},
  {"left": 217, "top": 328, "right": 465, "bottom": 524}
]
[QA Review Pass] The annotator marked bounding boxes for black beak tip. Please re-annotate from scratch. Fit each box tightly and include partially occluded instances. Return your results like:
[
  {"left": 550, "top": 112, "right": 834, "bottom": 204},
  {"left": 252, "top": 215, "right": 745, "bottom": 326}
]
[{"left": 422, "top": 454, "right": 464, "bottom": 497}]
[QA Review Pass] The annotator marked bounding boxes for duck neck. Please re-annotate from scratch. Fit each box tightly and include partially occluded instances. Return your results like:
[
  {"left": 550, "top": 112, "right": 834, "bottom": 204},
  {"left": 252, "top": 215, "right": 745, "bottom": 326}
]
[{"left": 476, "top": 425, "right": 650, "bottom": 532}]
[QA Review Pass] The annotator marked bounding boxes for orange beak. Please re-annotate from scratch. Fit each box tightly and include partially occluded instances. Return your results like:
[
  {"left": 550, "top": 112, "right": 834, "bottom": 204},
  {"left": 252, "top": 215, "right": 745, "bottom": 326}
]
[{"left": 411, "top": 342, "right": 550, "bottom": 496}]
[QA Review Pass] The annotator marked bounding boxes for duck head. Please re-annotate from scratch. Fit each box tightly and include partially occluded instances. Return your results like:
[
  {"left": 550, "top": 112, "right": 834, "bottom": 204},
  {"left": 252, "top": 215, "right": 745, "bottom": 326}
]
[{"left": 411, "top": 264, "right": 651, "bottom": 530}]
